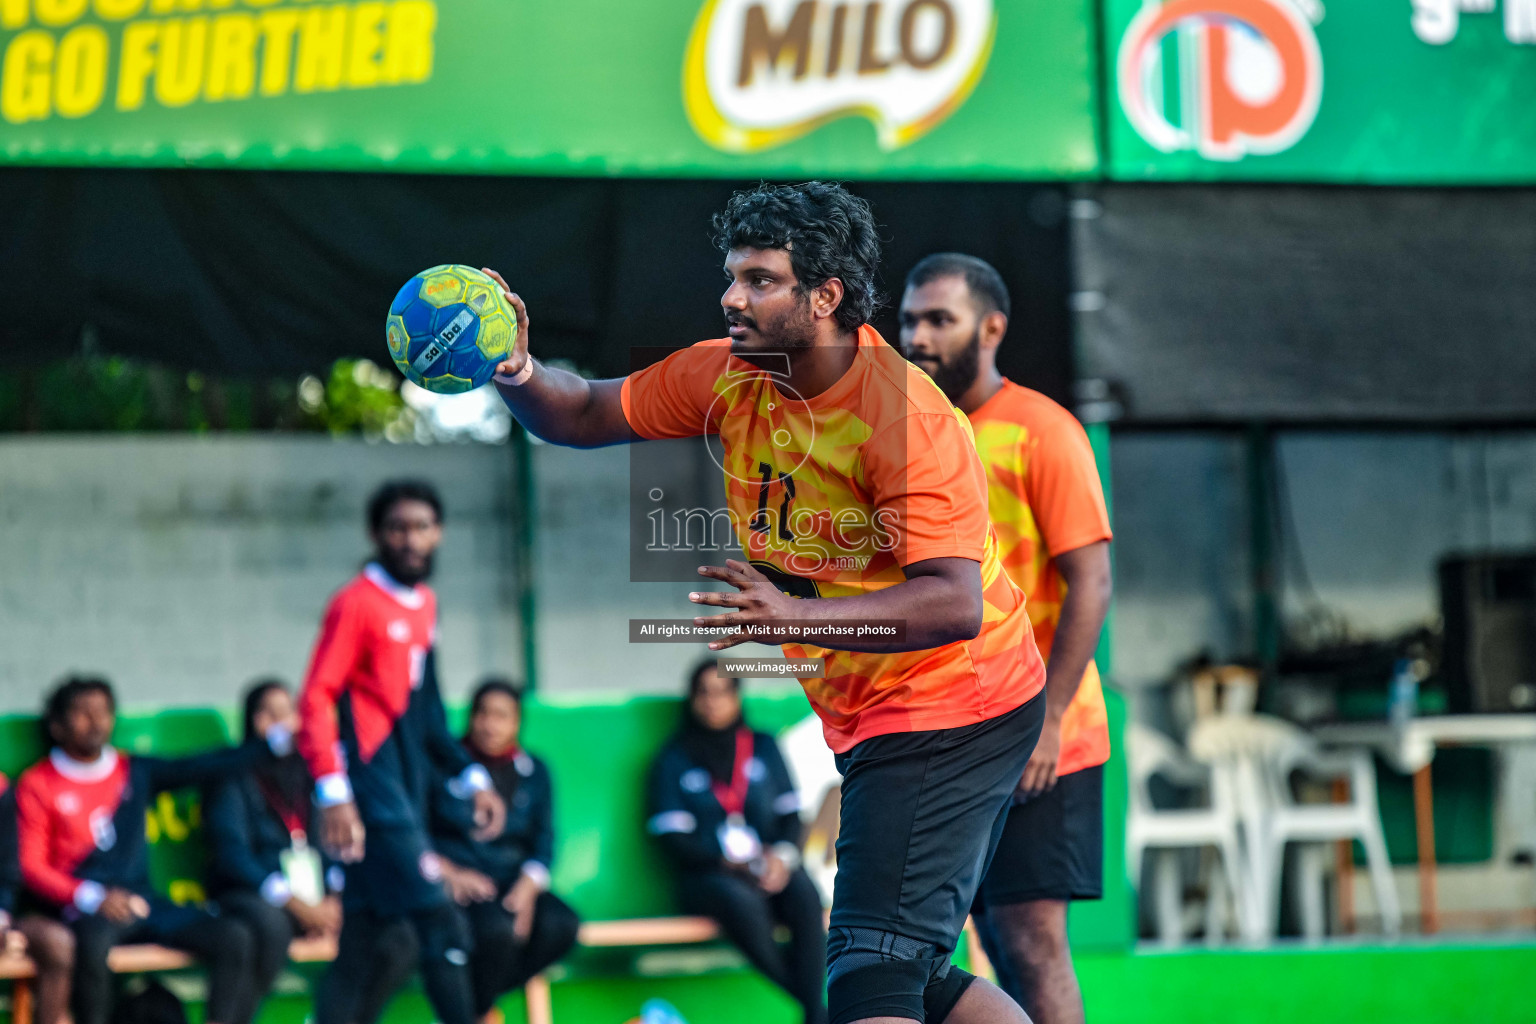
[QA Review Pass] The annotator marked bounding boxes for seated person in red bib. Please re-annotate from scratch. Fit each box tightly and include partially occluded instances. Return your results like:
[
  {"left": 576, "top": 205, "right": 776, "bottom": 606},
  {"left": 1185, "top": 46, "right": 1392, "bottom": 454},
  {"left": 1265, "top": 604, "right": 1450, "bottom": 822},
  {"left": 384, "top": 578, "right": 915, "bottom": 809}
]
[
  {"left": 430, "top": 679, "right": 580, "bottom": 1024},
  {"left": 14, "top": 676, "right": 290, "bottom": 1024},
  {"left": 647, "top": 661, "right": 827, "bottom": 1024}
]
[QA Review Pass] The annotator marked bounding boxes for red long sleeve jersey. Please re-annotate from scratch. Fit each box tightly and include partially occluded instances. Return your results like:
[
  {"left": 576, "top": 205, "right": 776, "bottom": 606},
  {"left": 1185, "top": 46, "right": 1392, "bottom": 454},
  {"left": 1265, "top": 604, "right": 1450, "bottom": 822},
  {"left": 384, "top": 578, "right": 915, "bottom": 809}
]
[
  {"left": 297, "top": 565, "right": 438, "bottom": 792},
  {"left": 14, "top": 750, "right": 132, "bottom": 907}
]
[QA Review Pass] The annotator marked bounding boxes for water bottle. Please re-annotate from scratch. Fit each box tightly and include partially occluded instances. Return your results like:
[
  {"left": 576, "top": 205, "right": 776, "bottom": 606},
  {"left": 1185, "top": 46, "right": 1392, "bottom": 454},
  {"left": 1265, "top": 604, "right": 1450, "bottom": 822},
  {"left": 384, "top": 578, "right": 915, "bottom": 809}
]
[
  {"left": 640, "top": 999, "right": 690, "bottom": 1024},
  {"left": 1387, "top": 657, "right": 1418, "bottom": 729}
]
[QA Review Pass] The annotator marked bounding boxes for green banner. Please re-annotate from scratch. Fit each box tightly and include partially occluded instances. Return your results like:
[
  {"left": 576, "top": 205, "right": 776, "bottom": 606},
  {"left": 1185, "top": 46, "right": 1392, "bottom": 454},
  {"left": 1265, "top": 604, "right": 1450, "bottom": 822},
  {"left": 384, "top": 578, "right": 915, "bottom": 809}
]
[
  {"left": 0, "top": 0, "right": 1099, "bottom": 178},
  {"left": 1105, "top": 0, "right": 1536, "bottom": 182}
]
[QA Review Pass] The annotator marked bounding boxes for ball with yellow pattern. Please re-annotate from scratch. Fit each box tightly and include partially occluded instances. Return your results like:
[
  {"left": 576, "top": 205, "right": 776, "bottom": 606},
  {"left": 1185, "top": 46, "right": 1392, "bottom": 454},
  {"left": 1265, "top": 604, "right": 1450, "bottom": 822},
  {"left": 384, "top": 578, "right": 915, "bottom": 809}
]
[{"left": 387, "top": 265, "right": 518, "bottom": 394}]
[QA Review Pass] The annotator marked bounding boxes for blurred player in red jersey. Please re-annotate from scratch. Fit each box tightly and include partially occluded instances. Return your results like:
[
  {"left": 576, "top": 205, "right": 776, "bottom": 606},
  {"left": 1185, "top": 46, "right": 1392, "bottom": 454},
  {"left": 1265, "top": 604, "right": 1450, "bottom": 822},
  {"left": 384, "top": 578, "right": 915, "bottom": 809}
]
[
  {"left": 15, "top": 677, "right": 291, "bottom": 1024},
  {"left": 902, "top": 254, "right": 1113, "bottom": 1024},
  {"left": 297, "top": 482, "right": 505, "bottom": 1024},
  {"left": 484, "top": 182, "right": 1047, "bottom": 1024}
]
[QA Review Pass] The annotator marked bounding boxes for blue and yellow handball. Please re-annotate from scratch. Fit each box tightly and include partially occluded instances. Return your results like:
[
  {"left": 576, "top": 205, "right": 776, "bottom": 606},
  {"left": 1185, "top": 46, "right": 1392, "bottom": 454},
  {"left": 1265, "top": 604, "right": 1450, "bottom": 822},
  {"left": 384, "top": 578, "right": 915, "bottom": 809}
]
[{"left": 386, "top": 265, "right": 517, "bottom": 393}]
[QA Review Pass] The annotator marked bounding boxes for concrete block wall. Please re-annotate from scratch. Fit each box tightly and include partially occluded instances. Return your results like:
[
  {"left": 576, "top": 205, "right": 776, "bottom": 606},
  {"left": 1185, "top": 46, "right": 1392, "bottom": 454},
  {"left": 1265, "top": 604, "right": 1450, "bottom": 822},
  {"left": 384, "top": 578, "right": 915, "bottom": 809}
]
[
  {"left": 0, "top": 436, "right": 521, "bottom": 714},
  {"left": 530, "top": 438, "right": 741, "bottom": 699},
  {"left": 13, "top": 428, "right": 1529, "bottom": 715}
]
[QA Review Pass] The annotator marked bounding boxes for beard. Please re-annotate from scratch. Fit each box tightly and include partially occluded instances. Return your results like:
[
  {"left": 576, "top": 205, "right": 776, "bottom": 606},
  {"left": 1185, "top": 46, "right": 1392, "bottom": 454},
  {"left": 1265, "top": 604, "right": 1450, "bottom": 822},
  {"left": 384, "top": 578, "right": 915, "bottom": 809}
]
[
  {"left": 379, "top": 548, "right": 434, "bottom": 586},
  {"left": 727, "top": 290, "right": 816, "bottom": 355},
  {"left": 924, "top": 327, "right": 982, "bottom": 405}
]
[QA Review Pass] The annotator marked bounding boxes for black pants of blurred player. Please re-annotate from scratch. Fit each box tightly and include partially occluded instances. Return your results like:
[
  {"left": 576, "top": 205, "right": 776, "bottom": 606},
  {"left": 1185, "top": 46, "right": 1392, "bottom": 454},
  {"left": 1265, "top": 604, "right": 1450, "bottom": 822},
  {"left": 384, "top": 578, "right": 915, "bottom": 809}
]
[
  {"left": 216, "top": 891, "right": 419, "bottom": 1024},
  {"left": 681, "top": 867, "right": 828, "bottom": 1024},
  {"left": 70, "top": 901, "right": 256, "bottom": 1024},
  {"left": 317, "top": 824, "right": 478, "bottom": 1024},
  {"left": 313, "top": 911, "right": 427, "bottom": 1024},
  {"left": 459, "top": 891, "right": 580, "bottom": 1016}
]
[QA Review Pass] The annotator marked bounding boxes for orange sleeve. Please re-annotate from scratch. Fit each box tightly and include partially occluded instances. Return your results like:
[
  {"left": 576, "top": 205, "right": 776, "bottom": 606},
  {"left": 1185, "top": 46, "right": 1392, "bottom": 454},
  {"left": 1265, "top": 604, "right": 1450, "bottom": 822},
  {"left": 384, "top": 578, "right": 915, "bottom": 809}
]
[
  {"left": 1024, "top": 418, "right": 1113, "bottom": 558},
  {"left": 619, "top": 341, "right": 732, "bottom": 441},
  {"left": 864, "top": 412, "right": 991, "bottom": 566}
]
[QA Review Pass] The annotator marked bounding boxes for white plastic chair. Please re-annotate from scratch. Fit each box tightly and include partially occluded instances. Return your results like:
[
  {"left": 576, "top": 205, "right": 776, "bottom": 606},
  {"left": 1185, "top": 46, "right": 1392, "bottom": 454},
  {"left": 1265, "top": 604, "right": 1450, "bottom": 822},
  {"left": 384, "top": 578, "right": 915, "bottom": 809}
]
[
  {"left": 1125, "top": 723, "right": 1257, "bottom": 944},
  {"left": 1191, "top": 714, "right": 1401, "bottom": 940},
  {"left": 1254, "top": 720, "right": 1401, "bottom": 939},
  {"left": 778, "top": 714, "right": 842, "bottom": 902}
]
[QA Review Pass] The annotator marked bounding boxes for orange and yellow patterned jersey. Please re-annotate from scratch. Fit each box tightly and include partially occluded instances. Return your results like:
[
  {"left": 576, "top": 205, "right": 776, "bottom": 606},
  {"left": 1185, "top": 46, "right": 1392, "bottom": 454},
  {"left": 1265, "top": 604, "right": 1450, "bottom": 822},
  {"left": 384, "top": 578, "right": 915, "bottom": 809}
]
[
  {"left": 620, "top": 326, "right": 1045, "bottom": 753},
  {"left": 968, "top": 380, "right": 1113, "bottom": 775}
]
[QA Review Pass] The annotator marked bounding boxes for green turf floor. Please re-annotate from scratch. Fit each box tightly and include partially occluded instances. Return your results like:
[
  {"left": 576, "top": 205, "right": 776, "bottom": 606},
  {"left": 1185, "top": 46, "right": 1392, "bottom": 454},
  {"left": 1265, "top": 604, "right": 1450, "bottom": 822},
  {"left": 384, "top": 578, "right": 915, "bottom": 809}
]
[
  {"left": 9, "top": 940, "right": 1533, "bottom": 1024},
  {"left": 227, "top": 940, "right": 1535, "bottom": 1024},
  {"left": 1078, "top": 941, "right": 1536, "bottom": 1024},
  {"left": 542, "top": 942, "right": 1536, "bottom": 1024}
]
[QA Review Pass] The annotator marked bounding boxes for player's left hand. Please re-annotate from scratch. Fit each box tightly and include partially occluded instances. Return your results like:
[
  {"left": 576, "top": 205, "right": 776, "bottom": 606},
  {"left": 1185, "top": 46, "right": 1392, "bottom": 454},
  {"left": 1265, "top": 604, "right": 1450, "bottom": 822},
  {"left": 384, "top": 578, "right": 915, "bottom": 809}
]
[
  {"left": 442, "top": 862, "right": 498, "bottom": 906},
  {"left": 321, "top": 802, "right": 367, "bottom": 863},
  {"left": 502, "top": 875, "right": 542, "bottom": 942},
  {"left": 1018, "top": 718, "right": 1062, "bottom": 798},
  {"left": 690, "top": 560, "right": 799, "bottom": 650},
  {"left": 313, "top": 895, "right": 343, "bottom": 936},
  {"left": 481, "top": 268, "right": 531, "bottom": 381},
  {"left": 756, "top": 852, "right": 791, "bottom": 895},
  {"left": 0, "top": 911, "right": 20, "bottom": 956},
  {"left": 471, "top": 787, "right": 507, "bottom": 842}
]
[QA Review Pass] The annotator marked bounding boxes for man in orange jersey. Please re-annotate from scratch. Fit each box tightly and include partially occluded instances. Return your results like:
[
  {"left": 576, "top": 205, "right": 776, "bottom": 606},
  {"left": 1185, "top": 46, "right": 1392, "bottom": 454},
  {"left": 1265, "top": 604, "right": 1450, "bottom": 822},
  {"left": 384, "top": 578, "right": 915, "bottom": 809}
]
[
  {"left": 484, "top": 183, "right": 1045, "bottom": 1024},
  {"left": 900, "top": 254, "right": 1113, "bottom": 1024}
]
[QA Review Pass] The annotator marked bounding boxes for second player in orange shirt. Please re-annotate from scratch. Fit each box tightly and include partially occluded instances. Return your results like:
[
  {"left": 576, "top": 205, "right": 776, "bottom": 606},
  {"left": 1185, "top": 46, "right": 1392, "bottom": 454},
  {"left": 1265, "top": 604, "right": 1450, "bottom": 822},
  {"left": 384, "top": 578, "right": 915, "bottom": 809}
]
[{"left": 902, "top": 253, "right": 1114, "bottom": 1024}]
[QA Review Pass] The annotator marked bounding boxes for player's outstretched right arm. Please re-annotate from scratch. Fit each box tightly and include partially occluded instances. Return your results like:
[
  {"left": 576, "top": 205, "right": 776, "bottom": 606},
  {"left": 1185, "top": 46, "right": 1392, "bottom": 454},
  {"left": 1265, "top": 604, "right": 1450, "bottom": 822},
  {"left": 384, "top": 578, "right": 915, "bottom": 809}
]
[{"left": 483, "top": 269, "right": 638, "bottom": 449}]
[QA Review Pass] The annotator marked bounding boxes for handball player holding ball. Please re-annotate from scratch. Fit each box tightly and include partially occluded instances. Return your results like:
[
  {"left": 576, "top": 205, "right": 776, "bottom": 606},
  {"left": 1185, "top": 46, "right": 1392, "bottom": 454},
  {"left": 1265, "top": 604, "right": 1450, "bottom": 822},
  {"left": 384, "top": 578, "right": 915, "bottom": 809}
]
[{"left": 483, "top": 182, "right": 1050, "bottom": 1024}]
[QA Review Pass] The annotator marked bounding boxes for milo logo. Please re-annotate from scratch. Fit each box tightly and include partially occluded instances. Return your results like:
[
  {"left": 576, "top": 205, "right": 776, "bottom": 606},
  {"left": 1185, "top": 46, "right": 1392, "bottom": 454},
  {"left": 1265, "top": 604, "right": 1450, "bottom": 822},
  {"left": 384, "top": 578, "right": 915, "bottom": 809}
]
[{"left": 684, "top": 0, "right": 996, "bottom": 152}]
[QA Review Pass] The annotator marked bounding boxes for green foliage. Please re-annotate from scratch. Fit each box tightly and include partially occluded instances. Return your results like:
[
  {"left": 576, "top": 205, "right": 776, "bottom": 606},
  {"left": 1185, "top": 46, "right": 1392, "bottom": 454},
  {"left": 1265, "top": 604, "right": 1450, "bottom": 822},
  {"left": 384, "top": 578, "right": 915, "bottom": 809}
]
[
  {"left": 0, "top": 356, "right": 412, "bottom": 436},
  {"left": 299, "top": 359, "right": 415, "bottom": 440}
]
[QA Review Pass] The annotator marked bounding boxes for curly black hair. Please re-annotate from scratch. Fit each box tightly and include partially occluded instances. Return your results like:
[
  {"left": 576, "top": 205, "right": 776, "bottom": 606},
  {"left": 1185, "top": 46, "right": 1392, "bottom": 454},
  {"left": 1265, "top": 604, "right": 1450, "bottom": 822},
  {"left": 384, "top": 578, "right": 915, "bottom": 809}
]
[
  {"left": 470, "top": 675, "right": 525, "bottom": 714},
  {"left": 712, "top": 181, "right": 883, "bottom": 333},
  {"left": 367, "top": 479, "right": 443, "bottom": 533},
  {"left": 43, "top": 674, "right": 115, "bottom": 731}
]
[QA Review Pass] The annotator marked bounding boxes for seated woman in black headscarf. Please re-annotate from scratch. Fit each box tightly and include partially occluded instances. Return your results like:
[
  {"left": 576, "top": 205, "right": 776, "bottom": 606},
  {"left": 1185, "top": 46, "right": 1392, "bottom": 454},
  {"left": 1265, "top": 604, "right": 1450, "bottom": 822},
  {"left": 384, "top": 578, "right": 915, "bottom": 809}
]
[
  {"left": 646, "top": 661, "right": 828, "bottom": 1024},
  {"left": 205, "top": 680, "right": 417, "bottom": 1024},
  {"left": 430, "top": 678, "right": 580, "bottom": 1023}
]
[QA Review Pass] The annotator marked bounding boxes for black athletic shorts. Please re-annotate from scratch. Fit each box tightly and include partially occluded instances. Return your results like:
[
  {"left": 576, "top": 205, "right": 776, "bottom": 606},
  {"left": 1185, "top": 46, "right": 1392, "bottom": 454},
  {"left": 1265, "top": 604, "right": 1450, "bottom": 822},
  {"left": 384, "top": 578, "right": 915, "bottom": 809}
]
[
  {"left": 830, "top": 693, "right": 1045, "bottom": 952},
  {"left": 972, "top": 763, "right": 1105, "bottom": 909}
]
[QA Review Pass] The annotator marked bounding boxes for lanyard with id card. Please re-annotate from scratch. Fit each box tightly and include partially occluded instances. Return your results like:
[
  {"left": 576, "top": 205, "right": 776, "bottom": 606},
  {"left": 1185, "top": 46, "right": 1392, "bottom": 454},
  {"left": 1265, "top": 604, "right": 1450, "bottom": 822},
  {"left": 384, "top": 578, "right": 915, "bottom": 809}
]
[
  {"left": 264, "top": 780, "right": 325, "bottom": 906},
  {"left": 280, "top": 833, "right": 325, "bottom": 907},
  {"left": 713, "top": 728, "right": 763, "bottom": 865}
]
